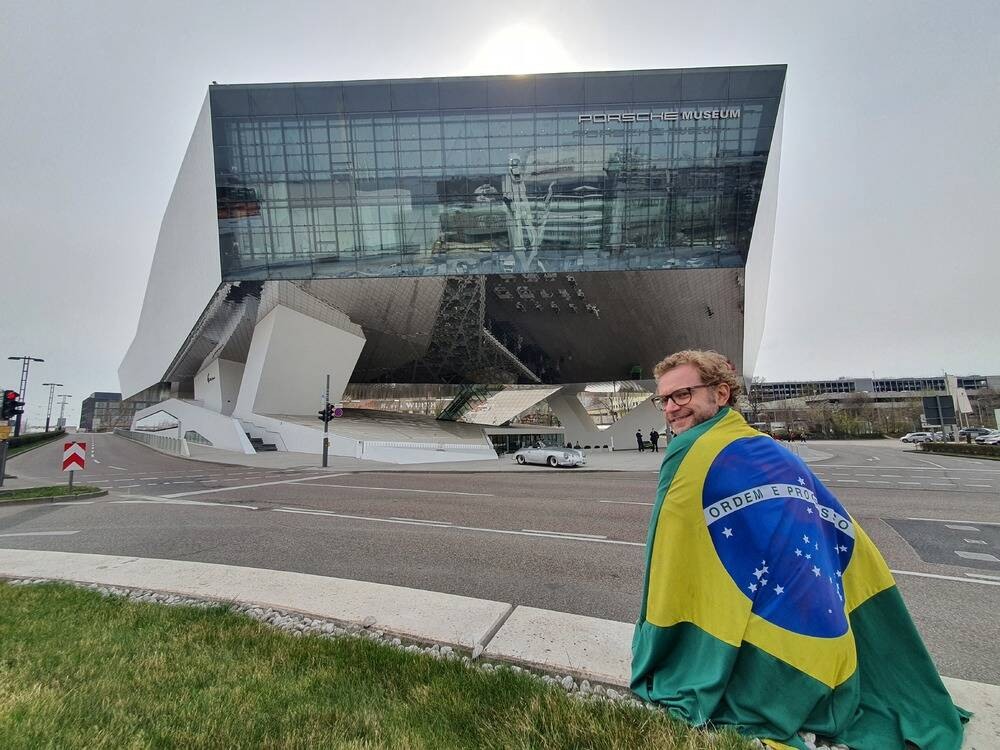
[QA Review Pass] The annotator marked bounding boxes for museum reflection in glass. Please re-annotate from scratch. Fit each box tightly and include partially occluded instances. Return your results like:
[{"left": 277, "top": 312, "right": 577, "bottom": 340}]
[{"left": 211, "top": 68, "right": 783, "bottom": 281}]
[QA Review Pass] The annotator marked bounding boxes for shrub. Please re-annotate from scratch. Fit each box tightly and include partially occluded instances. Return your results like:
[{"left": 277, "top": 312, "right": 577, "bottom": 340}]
[{"left": 919, "top": 442, "right": 1000, "bottom": 459}]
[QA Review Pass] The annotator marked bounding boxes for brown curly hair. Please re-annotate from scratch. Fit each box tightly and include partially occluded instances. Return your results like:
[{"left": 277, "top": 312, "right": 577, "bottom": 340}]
[{"left": 652, "top": 350, "right": 742, "bottom": 407}]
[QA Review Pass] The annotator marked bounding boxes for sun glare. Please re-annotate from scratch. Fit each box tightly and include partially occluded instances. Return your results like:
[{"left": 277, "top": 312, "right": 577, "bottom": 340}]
[{"left": 466, "top": 24, "right": 575, "bottom": 76}]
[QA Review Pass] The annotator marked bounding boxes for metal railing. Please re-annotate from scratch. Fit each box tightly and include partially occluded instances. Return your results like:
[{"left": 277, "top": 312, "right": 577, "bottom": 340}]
[{"left": 114, "top": 428, "right": 190, "bottom": 458}]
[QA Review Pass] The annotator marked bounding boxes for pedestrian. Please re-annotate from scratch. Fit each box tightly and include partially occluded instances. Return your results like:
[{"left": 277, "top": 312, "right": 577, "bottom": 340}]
[
  {"left": 632, "top": 349, "right": 966, "bottom": 750},
  {"left": 635, "top": 429, "right": 644, "bottom": 452},
  {"left": 649, "top": 428, "right": 660, "bottom": 452}
]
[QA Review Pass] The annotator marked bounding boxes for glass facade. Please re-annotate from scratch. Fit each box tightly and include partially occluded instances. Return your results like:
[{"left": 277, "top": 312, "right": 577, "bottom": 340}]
[{"left": 211, "top": 67, "right": 783, "bottom": 281}]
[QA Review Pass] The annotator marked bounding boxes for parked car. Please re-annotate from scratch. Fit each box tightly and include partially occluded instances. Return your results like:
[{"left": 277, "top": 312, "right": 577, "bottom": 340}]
[
  {"left": 900, "top": 432, "right": 935, "bottom": 443},
  {"left": 512, "top": 442, "right": 587, "bottom": 468},
  {"left": 959, "top": 427, "right": 992, "bottom": 439},
  {"left": 974, "top": 430, "right": 1000, "bottom": 445}
]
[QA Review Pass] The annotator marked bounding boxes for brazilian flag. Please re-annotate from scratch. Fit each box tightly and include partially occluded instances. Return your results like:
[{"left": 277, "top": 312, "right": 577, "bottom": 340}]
[{"left": 631, "top": 407, "right": 969, "bottom": 750}]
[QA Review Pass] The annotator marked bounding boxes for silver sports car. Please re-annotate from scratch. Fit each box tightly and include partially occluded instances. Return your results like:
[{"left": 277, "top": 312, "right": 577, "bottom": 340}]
[{"left": 512, "top": 443, "right": 587, "bottom": 468}]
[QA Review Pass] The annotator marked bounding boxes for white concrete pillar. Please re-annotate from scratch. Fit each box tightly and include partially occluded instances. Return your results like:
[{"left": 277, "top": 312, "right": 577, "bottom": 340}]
[
  {"left": 234, "top": 304, "right": 366, "bottom": 417},
  {"left": 194, "top": 358, "right": 245, "bottom": 415}
]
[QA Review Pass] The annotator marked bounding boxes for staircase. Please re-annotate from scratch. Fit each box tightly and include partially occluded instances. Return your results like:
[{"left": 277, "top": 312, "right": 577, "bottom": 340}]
[{"left": 245, "top": 432, "right": 277, "bottom": 452}]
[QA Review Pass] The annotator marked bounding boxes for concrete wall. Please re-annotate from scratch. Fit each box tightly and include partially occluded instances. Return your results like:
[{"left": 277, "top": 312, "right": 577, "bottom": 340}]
[
  {"left": 194, "top": 359, "right": 245, "bottom": 416},
  {"left": 119, "top": 93, "right": 222, "bottom": 399},
  {"left": 234, "top": 304, "right": 366, "bottom": 417},
  {"left": 742, "top": 89, "right": 786, "bottom": 378},
  {"left": 131, "top": 399, "right": 255, "bottom": 454}
]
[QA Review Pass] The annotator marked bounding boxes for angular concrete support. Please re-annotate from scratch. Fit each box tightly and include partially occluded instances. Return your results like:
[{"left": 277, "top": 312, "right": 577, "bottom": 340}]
[
  {"left": 194, "top": 359, "right": 245, "bottom": 416},
  {"left": 547, "top": 388, "right": 665, "bottom": 450},
  {"left": 234, "top": 304, "right": 366, "bottom": 417}
]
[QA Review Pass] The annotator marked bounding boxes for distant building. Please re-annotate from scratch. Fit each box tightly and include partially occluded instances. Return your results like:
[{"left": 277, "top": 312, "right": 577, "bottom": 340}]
[
  {"left": 80, "top": 390, "right": 165, "bottom": 432},
  {"left": 751, "top": 375, "right": 1000, "bottom": 404}
]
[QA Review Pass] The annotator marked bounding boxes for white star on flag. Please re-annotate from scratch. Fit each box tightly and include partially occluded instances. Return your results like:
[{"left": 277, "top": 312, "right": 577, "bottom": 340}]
[
  {"left": 761, "top": 578, "right": 769, "bottom": 586},
  {"left": 753, "top": 568, "right": 764, "bottom": 579},
  {"left": 722, "top": 527, "right": 733, "bottom": 538},
  {"left": 748, "top": 583, "right": 757, "bottom": 593},
  {"left": 814, "top": 543, "right": 819, "bottom": 550},
  {"left": 798, "top": 477, "right": 806, "bottom": 486},
  {"left": 836, "top": 571, "right": 842, "bottom": 578},
  {"left": 812, "top": 566, "right": 821, "bottom": 577},
  {"left": 761, "top": 565, "right": 769, "bottom": 574},
  {"left": 806, "top": 507, "right": 814, "bottom": 514},
  {"left": 805, "top": 554, "right": 812, "bottom": 560},
  {"left": 774, "top": 585, "right": 784, "bottom": 595},
  {"left": 803, "top": 535, "right": 810, "bottom": 543},
  {"left": 795, "top": 549, "right": 802, "bottom": 557},
  {"left": 839, "top": 545, "right": 848, "bottom": 552}
]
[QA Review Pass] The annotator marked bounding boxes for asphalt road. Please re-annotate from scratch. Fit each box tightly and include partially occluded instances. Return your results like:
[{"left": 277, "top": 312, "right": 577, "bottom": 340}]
[{"left": 2, "top": 434, "right": 998, "bottom": 684}]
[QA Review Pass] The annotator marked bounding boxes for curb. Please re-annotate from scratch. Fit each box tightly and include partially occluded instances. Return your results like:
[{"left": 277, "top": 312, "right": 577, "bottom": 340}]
[{"left": 0, "top": 489, "right": 108, "bottom": 506}]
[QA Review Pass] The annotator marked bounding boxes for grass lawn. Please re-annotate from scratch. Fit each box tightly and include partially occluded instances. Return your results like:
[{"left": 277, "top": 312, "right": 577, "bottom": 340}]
[
  {"left": 6, "top": 432, "right": 66, "bottom": 458},
  {"left": 0, "top": 485, "right": 102, "bottom": 502},
  {"left": 0, "top": 582, "right": 753, "bottom": 749}
]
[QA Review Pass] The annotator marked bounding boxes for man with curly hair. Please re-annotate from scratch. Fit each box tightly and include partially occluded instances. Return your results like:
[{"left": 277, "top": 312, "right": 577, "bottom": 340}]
[{"left": 631, "top": 350, "right": 966, "bottom": 750}]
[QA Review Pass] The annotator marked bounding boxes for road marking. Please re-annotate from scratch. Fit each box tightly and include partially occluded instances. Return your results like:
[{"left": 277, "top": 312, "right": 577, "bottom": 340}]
[
  {"left": 856, "top": 473, "right": 875, "bottom": 477},
  {"left": 910, "top": 518, "right": 1000, "bottom": 527},
  {"left": 108, "top": 465, "right": 128, "bottom": 471},
  {"left": 963, "top": 539, "right": 988, "bottom": 545},
  {"left": 966, "top": 572, "right": 1000, "bottom": 582},
  {"left": 946, "top": 524, "right": 980, "bottom": 531},
  {"left": 109, "top": 498, "right": 258, "bottom": 510},
  {"left": 293, "top": 482, "right": 494, "bottom": 497},
  {"left": 868, "top": 480, "right": 891, "bottom": 484},
  {"left": 522, "top": 529, "right": 607, "bottom": 539},
  {"left": 49, "top": 501, "right": 94, "bottom": 506},
  {"left": 964, "top": 484, "right": 993, "bottom": 488},
  {"left": 819, "top": 464, "right": 1000, "bottom": 474},
  {"left": 897, "top": 481, "right": 922, "bottom": 485},
  {"left": 881, "top": 474, "right": 904, "bottom": 478},
  {"left": 273, "top": 508, "right": 643, "bottom": 546},
  {"left": 955, "top": 550, "right": 1000, "bottom": 563},
  {"left": 118, "top": 484, "right": 141, "bottom": 489},
  {"left": 930, "top": 482, "right": 952, "bottom": 486},
  {"left": 599, "top": 500, "right": 654, "bottom": 506},
  {"left": 92, "top": 458, "right": 101, "bottom": 464},
  {"left": 161, "top": 474, "right": 344, "bottom": 498},
  {"left": 891, "top": 569, "right": 1000, "bottom": 586},
  {"left": 389, "top": 516, "right": 453, "bottom": 525},
  {"left": 835, "top": 479, "right": 859, "bottom": 483},
  {"left": 0, "top": 530, "right": 81, "bottom": 538}
]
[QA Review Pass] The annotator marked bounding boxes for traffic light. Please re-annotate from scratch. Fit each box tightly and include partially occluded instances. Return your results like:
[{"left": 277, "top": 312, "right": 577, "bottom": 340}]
[
  {"left": 2, "top": 391, "right": 23, "bottom": 421},
  {"left": 317, "top": 403, "right": 335, "bottom": 423}
]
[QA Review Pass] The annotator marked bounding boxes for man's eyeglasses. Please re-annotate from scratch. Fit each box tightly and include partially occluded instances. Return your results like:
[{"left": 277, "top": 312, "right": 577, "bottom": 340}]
[{"left": 650, "top": 383, "right": 719, "bottom": 409}]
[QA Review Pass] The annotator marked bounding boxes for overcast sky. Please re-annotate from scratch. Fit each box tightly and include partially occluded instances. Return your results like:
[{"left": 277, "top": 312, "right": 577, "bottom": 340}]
[{"left": 1, "top": 0, "right": 997, "bottom": 426}]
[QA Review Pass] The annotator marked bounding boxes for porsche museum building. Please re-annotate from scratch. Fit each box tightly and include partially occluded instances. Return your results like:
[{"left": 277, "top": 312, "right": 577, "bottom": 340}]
[{"left": 119, "top": 65, "right": 785, "bottom": 461}]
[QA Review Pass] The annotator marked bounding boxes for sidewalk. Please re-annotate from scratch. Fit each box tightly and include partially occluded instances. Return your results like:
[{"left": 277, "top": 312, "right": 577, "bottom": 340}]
[{"left": 0, "top": 549, "right": 994, "bottom": 747}]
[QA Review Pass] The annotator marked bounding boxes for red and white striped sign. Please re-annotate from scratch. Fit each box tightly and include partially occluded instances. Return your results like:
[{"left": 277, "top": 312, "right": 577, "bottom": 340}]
[{"left": 62, "top": 441, "right": 86, "bottom": 471}]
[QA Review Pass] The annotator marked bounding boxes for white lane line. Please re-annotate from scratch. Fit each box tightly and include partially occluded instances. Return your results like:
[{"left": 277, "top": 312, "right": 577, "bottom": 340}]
[
  {"left": 966, "top": 572, "right": 1000, "bottom": 582},
  {"left": 600, "top": 500, "right": 654, "bottom": 506},
  {"left": 522, "top": 528, "right": 607, "bottom": 539},
  {"left": 162, "top": 474, "right": 345, "bottom": 498},
  {"left": 946, "top": 524, "right": 980, "bottom": 531},
  {"left": 955, "top": 550, "right": 1000, "bottom": 563},
  {"left": 295, "top": 481, "right": 494, "bottom": 498},
  {"left": 963, "top": 539, "right": 989, "bottom": 545},
  {"left": 868, "top": 480, "right": 891, "bottom": 484},
  {"left": 49, "top": 501, "right": 95, "bottom": 506},
  {"left": 118, "top": 484, "right": 141, "bottom": 489},
  {"left": 965, "top": 484, "right": 993, "bottom": 488},
  {"left": 389, "top": 516, "right": 453, "bottom": 525},
  {"left": 92, "top": 458, "right": 101, "bottom": 464},
  {"left": 891, "top": 569, "right": 1000, "bottom": 587},
  {"left": 856, "top": 473, "right": 876, "bottom": 477},
  {"left": 820, "top": 464, "right": 1000, "bottom": 474},
  {"left": 108, "top": 465, "right": 128, "bottom": 471},
  {"left": 910, "top": 517, "right": 1000, "bottom": 526},
  {"left": 109, "top": 498, "right": 258, "bottom": 510},
  {"left": 881, "top": 474, "right": 904, "bottom": 478},
  {"left": 0, "top": 530, "right": 81, "bottom": 538},
  {"left": 273, "top": 508, "right": 642, "bottom": 546},
  {"left": 835, "top": 479, "right": 859, "bottom": 483},
  {"left": 171, "top": 481, "right": 195, "bottom": 485},
  {"left": 930, "top": 482, "right": 952, "bottom": 486},
  {"left": 897, "top": 481, "right": 922, "bottom": 485}
]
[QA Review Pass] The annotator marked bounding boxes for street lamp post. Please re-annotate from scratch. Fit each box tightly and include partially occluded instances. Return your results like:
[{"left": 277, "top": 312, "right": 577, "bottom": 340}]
[
  {"left": 7, "top": 355, "right": 44, "bottom": 437},
  {"left": 56, "top": 394, "right": 72, "bottom": 431},
  {"left": 42, "top": 382, "right": 63, "bottom": 433}
]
